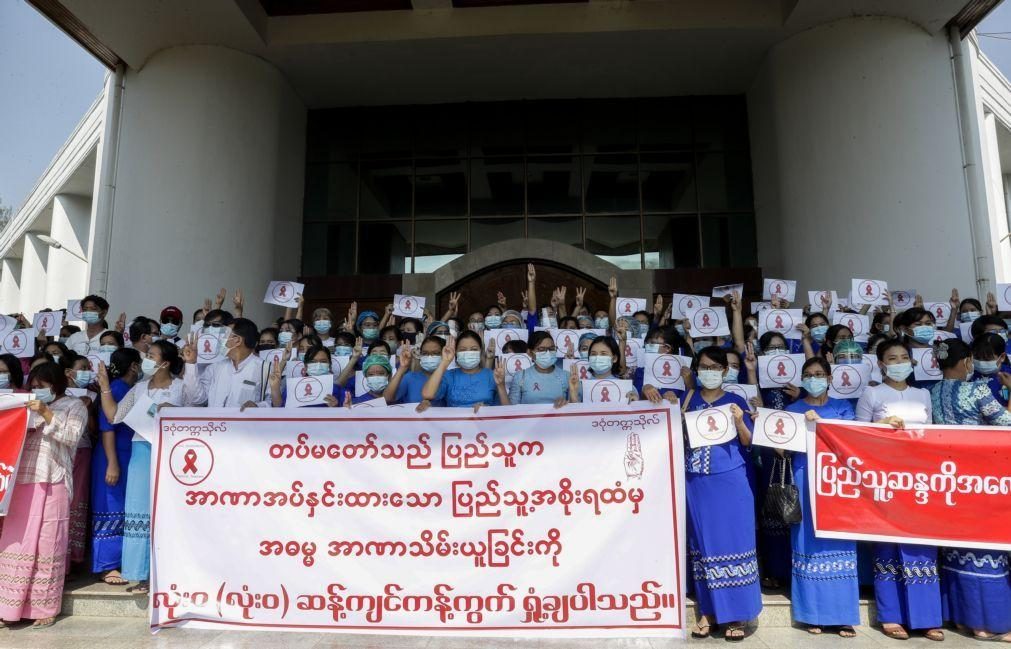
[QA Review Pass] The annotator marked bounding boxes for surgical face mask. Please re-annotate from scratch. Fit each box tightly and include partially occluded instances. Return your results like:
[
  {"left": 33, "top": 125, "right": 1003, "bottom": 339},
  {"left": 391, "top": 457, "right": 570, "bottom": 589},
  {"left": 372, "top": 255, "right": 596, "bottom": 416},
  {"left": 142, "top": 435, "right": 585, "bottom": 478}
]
[
  {"left": 911, "top": 325, "right": 936, "bottom": 345},
  {"left": 160, "top": 322, "right": 179, "bottom": 337},
  {"left": 810, "top": 325, "right": 829, "bottom": 343},
  {"left": 314, "top": 320, "right": 332, "bottom": 334},
  {"left": 594, "top": 317, "right": 610, "bottom": 329},
  {"left": 306, "top": 362, "right": 329, "bottom": 376},
  {"left": 82, "top": 311, "right": 101, "bottom": 325},
  {"left": 884, "top": 362, "right": 913, "bottom": 382},
  {"left": 579, "top": 350, "right": 590, "bottom": 361},
  {"left": 835, "top": 355, "right": 862, "bottom": 366},
  {"left": 998, "top": 330, "right": 1010, "bottom": 342},
  {"left": 675, "top": 324, "right": 686, "bottom": 337},
  {"left": 278, "top": 331, "right": 293, "bottom": 346},
  {"left": 469, "top": 322, "right": 485, "bottom": 333},
  {"left": 589, "top": 355, "right": 613, "bottom": 375},
  {"left": 456, "top": 350, "right": 482, "bottom": 369},
  {"left": 644, "top": 343, "right": 661, "bottom": 355},
  {"left": 420, "top": 355, "right": 441, "bottom": 372},
  {"left": 630, "top": 321, "right": 647, "bottom": 337},
  {"left": 484, "top": 315, "right": 502, "bottom": 329},
  {"left": 693, "top": 341, "right": 710, "bottom": 354},
  {"left": 50, "top": 354, "right": 61, "bottom": 364},
  {"left": 365, "top": 375, "right": 390, "bottom": 392},
  {"left": 383, "top": 340, "right": 399, "bottom": 355},
  {"left": 724, "top": 367, "right": 740, "bottom": 384},
  {"left": 334, "top": 345, "right": 353, "bottom": 357},
  {"left": 961, "top": 311, "right": 981, "bottom": 323},
  {"left": 58, "top": 336, "right": 68, "bottom": 345},
  {"left": 801, "top": 376, "right": 829, "bottom": 397},
  {"left": 296, "top": 352, "right": 305, "bottom": 361},
  {"left": 99, "top": 344, "right": 117, "bottom": 353},
  {"left": 74, "top": 370, "right": 93, "bottom": 388},
  {"left": 697, "top": 369, "right": 724, "bottom": 390},
  {"left": 534, "top": 350, "right": 556, "bottom": 369},
  {"left": 763, "top": 346, "right": 787, "bottom": 356},
  {"left": 974, "top": 359, "right": 1000, "bottom": 376},
  {"left": 361, "top": 327, "right": 379, "bottom": 341},
  {"left": 502, "top": 320, "right": 521, "bottom": 330},
  {"left": 0, "top": 373, "right": 9, "bottom": 389},
  {"left": 140, "top": 358, "right": 159, "bottom": 378},
  {"left": 33, "top": 388, "right": 54, "bottom": 404}
]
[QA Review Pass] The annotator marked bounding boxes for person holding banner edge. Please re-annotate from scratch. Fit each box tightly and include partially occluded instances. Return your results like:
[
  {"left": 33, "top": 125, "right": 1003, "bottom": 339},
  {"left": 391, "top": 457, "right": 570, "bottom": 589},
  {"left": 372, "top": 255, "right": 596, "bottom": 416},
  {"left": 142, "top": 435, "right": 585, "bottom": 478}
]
[{"left": 930, "top": 339, "right": 1011, "bottom": 642}]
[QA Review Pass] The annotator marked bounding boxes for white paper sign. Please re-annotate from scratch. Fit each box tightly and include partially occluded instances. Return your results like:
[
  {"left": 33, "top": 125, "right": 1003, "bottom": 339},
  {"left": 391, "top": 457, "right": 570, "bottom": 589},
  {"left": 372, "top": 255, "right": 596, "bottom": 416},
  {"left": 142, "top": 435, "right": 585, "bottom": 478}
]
[
  {"left": 502, "top": 353, "right": 532, "bottom": 381},
  {"left": 350, "top": 396, "right": 387, "bottom": 409},
  {"left": 32, "top": 311, "right": 60, "bottom": 335},
  {"left": 0, "top": 315, "right": 17, "bottom": 338},
  {"left": 912, "top": 347, "right": 942, "bottom": 381},
  {"left": 263, "top": 280, "right": 304, "bottom": 308},
  {"left": 808, "top": 291, "right": 839, "bottom": 314},
  {"left": 393, "top": 294, "right": 425, "bottom": 318},
  {"left": 685, "top": 404, "right": 736, "bottom": 448},
  {"left": 484, "top": 328, "right": 529, "bottom": 357},
  {"left": 0, "top": 329, "right": 35, "bottom": 359},
  {"left": 758, "top": 309, "right": 803, "bottom": 340},
  {"left": 751, "top": 302, "right": 772, "bottom": 313},
  {"left": 752, "top": 408, "right": 808, "bottom": 453},
  {"left": 851, "top": 279, "right": 888, "bottom": 306},
  {"left": 85, "top": 351, "right": 112, "bottom": 373},
  {"left": 828, "top": 363, "right": 871, "bottom": 400},
  {"left": 722, "top": 383, "right": 758, "bottom": 403},
  {"left": 671, "top": 294, "right": 709, "bottom": 321},
  {"left": 833, "top": 312, "right": 871, "bottom": 343},
  {"left": 763, "top": 279, "right": 797, "bottom": 302},
  {"left": 548, "top": 328, "right": 582, "bottom": 358},
  {"left": 997, "top": 284, "right": 1011, "bottom": 311},
  {"left": 258, "top": 348, "right": 290, "bottom": 368},
  {"left": 123, "top": 392, "right": 159, "bottom": 442},
  {"left": 581, "top": 379, "right": 635, "bottom": 405},
  {"left": 757, "top": 353, "right": 804, "bottom": 389},
  {"left": 860, "top": 354, "right": 883, "bottom": 384},
  {"left": 622, "top": 337, "right": 645, "bottom": 368},
  {"left": 286, "top": 374, "right": 334, "bottom": 407},
  {"left": 616, "top": 297, "right": 647, "bottom": 318},
  {"left": 686, "top": 306, "right": 730, "bottom": 338},
  {"left": 932, "top": 330, "right": 957, "bottom": 343},
  {"left": 711, "top": 284, "right": 743, "bottom": 299},
  {"left": 958, "top": 322, "right": 974, "bottom": 344},
  {"left": 285, "top": 359, "right": 306, "bottom": 379},
  {"left": 891, "top": 290, "right": 916, "bottom": 311},
  {"left": 563, "top": 358, "right": 592, "bottom": 382},
  {"left": 196, "top": 329, "right": 229, "bottom": 365},
  {"left": 642, "top": 353, "right": 690, "bottom": 392},
  {"left": 66, "top": 299, "right": 84, "bottom": 322},
  {"left": 924, "top": 302, "right": 952, "bottom": 325}
]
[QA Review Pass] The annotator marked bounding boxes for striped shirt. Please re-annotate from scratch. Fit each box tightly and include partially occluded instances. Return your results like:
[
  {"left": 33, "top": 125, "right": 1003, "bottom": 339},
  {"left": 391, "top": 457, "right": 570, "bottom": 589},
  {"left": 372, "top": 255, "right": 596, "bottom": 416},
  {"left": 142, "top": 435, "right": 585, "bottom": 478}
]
[{"left": 17, "top": 395, "right": 88, "bottom": 493}]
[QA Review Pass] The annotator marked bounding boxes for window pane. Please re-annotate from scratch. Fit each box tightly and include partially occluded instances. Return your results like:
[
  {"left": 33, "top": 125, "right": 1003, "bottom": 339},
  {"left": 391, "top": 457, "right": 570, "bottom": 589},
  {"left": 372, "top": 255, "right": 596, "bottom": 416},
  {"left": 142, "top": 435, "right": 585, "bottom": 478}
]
[
  {"left": 414, "top": 104, "right": 468, "bottom": 157},
  {"left": 524, "top": 100, "right": 580, "bottom": 154},
  {"left": 584, "top": 154, "right": 639, "bottom": 214},
  {"left": 305, "top": 110, "right": 359, "bottom": 162},
  {"left": 414, "top": 220, "right": 467, "bottom": 273},
  {"left": 358, "top": 221, "right": 410, "bottom": 274},
  {"left": 471, "top": 217, "right": 524, "bottom": 250},
  {"left": 414, "top": 158, "right": 468, "bottom": 218},
  {"left": 586, "top": 215, "right": 641, "bottom": 269},
  {"left": 640, "top": 153, "right": 696, "bottom": 213},
  {"left": 360, "top": 106, "right": 412, "bottom": 158},
  {"left": 527, "top": 156, "right": 580, "bottom": 215},
  {"left": 528, "top": 216, "right": 581, "bottom": 248},
  {"left": 301, "top": 223, "right": 328, "bottom": 277},
  {"left": 701, "top": 213, "right": 757, "bottom": 268},
  {"left": 696, "top": 152, "right": 754, "bottom": 212},
  {"left": 303, "top": 163, "right": 358, "bottom": 221},
  {"left": 639, "top": 97, "right": 692, "bottom": 151},
  {"left": 470, "top": 157, "right": 524, "bottom": 216},
  {"left": 303, "top": 222, "right": 355, "bottom": 276},
  {"left": 359, "top": 159, "right": 413, "bottom": 220},
  {"left": 644, "top": 215, "right": 699, "bottom": 269},
  {"left": 581, "top": 99, "right": 637, "bottom": 153},
  {"left": 470, "top": 101, "right": 524, "bottom": 156},
  {"left": 693, "top": 96, "right": 750, "bottom": 151}
]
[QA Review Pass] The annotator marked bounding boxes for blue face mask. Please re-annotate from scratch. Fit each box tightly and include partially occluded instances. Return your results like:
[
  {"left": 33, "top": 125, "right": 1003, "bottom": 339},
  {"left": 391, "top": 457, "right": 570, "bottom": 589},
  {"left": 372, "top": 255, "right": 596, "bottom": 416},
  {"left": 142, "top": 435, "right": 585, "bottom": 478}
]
[
  {"left": 961, "top": 311, "right": 981, "bottom": 323},
  {"left": 644, "top": 343, "right": 661, "bottom": 355},
  {"left": 365, "top": 375, "right": 389, "bottom": 392},
  {"left": 456, "top": 350, "right": 482, "bottom": 369},
  {"left": 810, "top": 325, "right": 828, "bottom": 343},
  {"left": 420, "top": 355, "right": 441, "bottom": 372},
  {"left": 484, "top": 315, "right": 502, "bottom": 329},
  {"left": 306, "top": 362, "right": 329, "bottom": 376},
  {"left": 801, "top": 376, "right": 829, "bottom": 397},
  {"left": 33, "top": 388, "right": 54, "bottom": 404},
  {"left": 589, "top": 355, "right": 612, "bottom": 375},
  {"left": 278, "top": 331, "right": 293, "bottom": 346},
  {"left": 361, "top": 327, "right": 379, "bottom": 341},
  {"left": 82, "top": 311, "right": 101, "bottom": 325},
  {"left": 160, "top": 322, "right": 179, "bottom": 336},
  {"left": 314, "top": 320, "right": 331, "bottom": 334},
  {"left": 99, "top": 344, "right": 117, "bottom": 353},
  {"left": 534, "top": 350, "right": 556, "bottom": 369},
  {"left": 911, "top": 325, "right": 936, "bottom": 344},
  {"left": 579, "top": 350, "right": 589, "bottom": 361},
  {"left": 675, "top": 324, "right": 686, "bottom": 337},
  {"left": 74, "top": 370, "right": 93, "bottom": 388},
  {"left": 334, "top": 345, "right": 352, "bottom": 357},
  {"left": 724, "top": 367, "right": 740, "bottom": 384},
  {"left": 594, "top": 317, "right": 610, "bottom": 330},
  {"left": 0, "top": 373, "right": 9, "bottom": 389},
  {"left": 693, "top": 340, "right": 711, "bottom": 354},
  {"left": 974, "top": 359, "right": 1000, "bottom": 376}
]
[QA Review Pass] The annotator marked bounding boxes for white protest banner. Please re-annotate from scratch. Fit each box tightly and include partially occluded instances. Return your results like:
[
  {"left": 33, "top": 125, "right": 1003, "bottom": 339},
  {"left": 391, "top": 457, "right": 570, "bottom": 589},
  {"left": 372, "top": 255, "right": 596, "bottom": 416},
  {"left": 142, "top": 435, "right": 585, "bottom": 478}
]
[
  {"left": 562, "top": 359, "right": 591, "bottom": 382},
  {"left": 331, "top": 354, "right": 351, "bottom": 376},
  {"left": 0, "top": 403, "right": 30, "bottom": 516},
  {"left": 196, "top": 328, "right": 229, "bottom": 364},
  {"left": 711, "top": 284, "right": 743, "bottom": 300},
  {"left": 998, "top": 284, "right": 1011, "bottom": 311},
  {"left": 684, "top": 404, "right": 736, "bottom": 448},
  {"left": 286, "top": 374, "right": 334, "bottom": 407},
  {"left": 851, "top": 279, "right": 887, "bottom": 306},
  {"left": 686, "top": 306, "right": 730, "bottom": 338},
  {"left": 0, "top": 315, "right": 15, "bottom": 339},
  {"left": 393, "top": 295, "right": 425, "bottom": 319},
  {"left": 958, "top": 322, "right": 974, "bottom": 344},
  {"left": 750, "top": 302, "right": 771, "bottom": 313},
  {"left": 258, "top": 348, "right": 290, "bottom": 369},
  {"left": 833, "top": 312, "right": 871, "bottom": 343},
  {"left": 66, "top": 299, "right": 84, "bottom": 322},
  {"left": 124, "top": 392, "right": 160, "bottom": 442},
  {"left": 484, "top": 329, "right": 529, "bottom": 357},
  {"left": 642, "top": 353, "right": 690, "bottom": 392},
  {"left": 722, "top": 383, "right": 758, "bottom": 403},
  {"left": 32, "top": 312, "right": 60, "bottom": 336},
  {"left": 757, "top": 353, "right": 804, "bottom": 389},
  {"left": 622, "top": 337, "right": 644, "bottom": 368},
  {"left": 0, "top": 329, "right": 33, "bottom": 359},
  {"left": 286, "top": 359, "right": 306, "bottom": 379},
  {"left": 616, "top": 297, "right": 647, "bottom": 318},
  {"left": 350, "top": 396, "right": 387, "bottom": 409},
  {"left": 85, "top": 351, "right": 111, "bottom": 373},
  {"left": 860, "top": 355, "right": 883, "bottom": 384},
  {"left": 891, "top": 290, "right": 916, "bottom": 311},
  {"left": 671, "top": 294, "right": 709, "bottom": 321},
  {"left": 932, "top": 330, "right": 957, "bottom": 343},
  {"left": 548, "top": 328, "right": 581, "bottom": 358},
  {"left": 924, "top": 302, "right": 952, "bottom": 325},
  {"left": 807, "top": 290, "right": 839, "bottom": 314},
  {"left": 150, "top": 404, "right": 687, "bottom": 637},
  {"left": 752, "top": 408, "right": 808, "bottom": 453},
  {"left": 763, "top": 279, "right": 796, "bottom": 302},
  {"left": 758, "top": 309, "right": 803, "bottom": 340},
  {"left": 581, "top": 379, "right": 636, "bottom": 405},
  {"left": 263, "top": 280, "right": 304, "bottom": 308},
  {"left": 828, "top": 363, "right": 871, "bottom": 400},
  {"left": 502, "top": 353, "right": 532, "bottom": 383},
  {"left": 912, "top": 347, "right": 942, "bottom": 381}
]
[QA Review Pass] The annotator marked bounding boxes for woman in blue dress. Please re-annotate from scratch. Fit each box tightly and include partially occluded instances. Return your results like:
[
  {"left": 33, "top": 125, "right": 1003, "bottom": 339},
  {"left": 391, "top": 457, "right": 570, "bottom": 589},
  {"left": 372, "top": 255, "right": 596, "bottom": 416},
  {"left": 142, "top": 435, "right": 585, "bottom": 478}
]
[
  {"left": 684, "top": 346, "right": 761, "bottom": 641},
  {"left": 930, "top": 339, "right": 1011, "bottom": 642},
  {"left": 785, "top": 357, "right": 860, "bottom": 637},
  {"left": 507, "top": 332, "right": 578, "bottom": 406},
  {"left": 422, "top": 331, "right": 508, "bottom": 410},
  {"left": 268, "top": 344, "right": 348, "bottom": 408},
  {"left": 385, "top": 336, "right": 446, "bottom": 406}
]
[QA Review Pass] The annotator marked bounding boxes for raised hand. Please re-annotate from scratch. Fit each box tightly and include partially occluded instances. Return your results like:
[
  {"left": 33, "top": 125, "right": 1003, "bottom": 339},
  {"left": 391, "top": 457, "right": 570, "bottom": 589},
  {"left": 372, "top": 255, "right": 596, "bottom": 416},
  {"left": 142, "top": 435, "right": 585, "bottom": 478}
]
[
  {"left": 564, "top": 337, "right": 575, "bottom": 359},
  {"left": 385, "top": 303, "right": 394, "bottom": 317},
  {"left": 608, "top": 277, "right": 618, "bottom": 298},
  {"left": 484, "top": 337, "right": 496, "bottom": 360},
  {"left": 97, "top": 361, "right": 110, "bottom": 391},
  {"left": 731, "top": 291, "right": 742, "bottom": 313},
  {"left": 987, "top": 291, "right": 998, "bottom": 314},
  {"left": 521, "top": 290, "right": 529, "bottom": 311},
  {"left": 232, "top": 289, "right": 244, "bottom": 313},
  {"left": 949, "top": 288, "right": 960, "bottom": 311},
  {"left": 442, "top": 335, "right": 457, "bottom": 365},
  {"left": 575, "top": 287, "right": 586, "bottom": 308},
  {"left": 398, "top": 342, "right": 413, "bottom": 369},
  {"left": 615, "top": 318, "right": 628, "bottom": 340},
  {"left": 914, "top": 293, "right": 924, "bottom": 309},
  {"left": 820, "top": 292, "right": 832, "bottom": 313},
  {"left": 268, "top": 357, "right": 284, "bottom": 392},
  {"left": 550, "top": 288, "right": 562, "bottom": 309},
  {"left": 496, "top": 291, "right": 508, "bottom": 310},
  {"left": 346, "top": 301, "right": 358, "bottom": 328},
  {"left": 729, "top": 403, "right": 745, "bottom": 423},
  {"left": 493, "top": 358, "right": 506, "bottom": 386},
  {"left": 203, "top": 297, "right": 213, "bottom": 313},
  {"left": 527, "top": 263, "right": 536, "bottom": 282},
  {"left": 352, "top": 336, "right": 363, "bottom": 358},
  {"left": 115, "top": 312, "right": 127, "bottom": 332},
  {"left": 653, "top": 294, "right": 664, "bottom": 318},
  {"left": 744, "top": 342, "right": 758, "bottom": 371},
  {"left": 215, "top": 288, "right": 227, "bottom": 309},
  {"left": 447, "top": 291, "right": 461, "bottom": 315},
  {"left": 181, "top": 333, "right": 198, "bottom": 364}
]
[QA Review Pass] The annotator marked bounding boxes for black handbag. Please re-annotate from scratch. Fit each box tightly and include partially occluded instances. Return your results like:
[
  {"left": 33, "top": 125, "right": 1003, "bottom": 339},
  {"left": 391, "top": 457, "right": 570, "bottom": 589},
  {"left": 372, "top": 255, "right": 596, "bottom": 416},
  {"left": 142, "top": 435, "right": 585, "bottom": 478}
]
[{"left": 762, "top": 455, "right": 802, "bottom": 525}]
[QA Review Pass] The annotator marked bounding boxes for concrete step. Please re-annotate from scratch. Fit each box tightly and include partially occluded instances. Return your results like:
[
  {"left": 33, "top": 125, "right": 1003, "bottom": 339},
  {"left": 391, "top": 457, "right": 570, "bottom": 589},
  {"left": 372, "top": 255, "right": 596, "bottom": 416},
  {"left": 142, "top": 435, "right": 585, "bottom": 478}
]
[{"left": 60, "top": 577, "right": 880, "bottom": 627}]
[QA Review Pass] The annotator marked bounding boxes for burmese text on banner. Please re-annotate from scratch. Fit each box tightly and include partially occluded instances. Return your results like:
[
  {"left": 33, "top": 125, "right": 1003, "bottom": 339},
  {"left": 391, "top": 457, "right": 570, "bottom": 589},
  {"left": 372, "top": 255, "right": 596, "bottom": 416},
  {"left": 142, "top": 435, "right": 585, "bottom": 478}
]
[
  {"left": 0, "top": 401, "right": 30, "bottom": 516},
  {"left": 810, "top": 420, "right": 1011, "bottom": 551},
  {"left": 150, "top": 403, "right": 686, "bottom": 637}
]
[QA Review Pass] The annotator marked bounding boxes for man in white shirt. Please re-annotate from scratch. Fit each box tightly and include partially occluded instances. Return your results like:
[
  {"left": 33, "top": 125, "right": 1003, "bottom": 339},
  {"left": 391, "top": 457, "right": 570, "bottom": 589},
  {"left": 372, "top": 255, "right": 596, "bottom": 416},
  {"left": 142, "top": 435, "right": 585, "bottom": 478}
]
[
  {"left": 65, "top": 294, "right": 111, "bottom": 355},
  {"left": 182, "top": 318, "right": 268, "bottom": 408}
]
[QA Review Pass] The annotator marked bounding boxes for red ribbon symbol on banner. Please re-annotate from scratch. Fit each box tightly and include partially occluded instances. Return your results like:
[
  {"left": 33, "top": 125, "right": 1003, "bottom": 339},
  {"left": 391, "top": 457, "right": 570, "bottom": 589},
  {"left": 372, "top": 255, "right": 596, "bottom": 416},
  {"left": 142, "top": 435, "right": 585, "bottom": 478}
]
[
  {"left": 777, "top": 361, "right": 787, "bottom": 377},
  {"left": 600, "top": 387, "right": 611, "bottom": 402},
  {"left": 624, "top": 302, "right": 632, "bottom": 313},
  {"left": 625, "top": 345, "right": 631, "bottom": 357},
  {"left": 936, "top": 307, "right": 943, "bottom": 319},
  {"left": 774, "top": 418, "right": 785, "bottom": 435},
  {"left": 774, "top": 283, "right": 782, "bottom": 295},
  {"left": 514, "top": 359, "right": 521, "bottom": 372},
  {"left": 203, "top": 340, "right": 212, "bottom": 353},
  {"left": 706, "top": 415, "right": 718, "bottom": 432},
  {"left": 930, "top": 355, "right": 938, "bottom": 369},
  {"left": 405, "top": 299, "right": 411, "bottom": 311},
  {"left": 278, "top": 285, "right": 287, "bottom": 297},
  {"left": 504, "top": 334, "right": 512, "bottom": 342},
  {"left": 182, "top": 449, "right": 198, "bottom": 474},
  {"left": 662, "top": 361, "right": 672, "bottom": 376},
  {"left": 10, "top": 336, "right": 18, "bottom": 350},
  {"left": 865, "top": 283, "right": 874, "bottom": 296},
  {"left": 840, "top": 370, "right": 852, "bottom": 387},
  {"left": 687, "top": 300, "right": 694, "bottom": 309},
  {"left": 774, "top": 315, "right": 784, "bottom": 329},
  {"left": 701, "top": 313, "right": 711, "bottom": 327},
  {"left": 304, "top": 382, "right": 314, "bottom": 397},
  {"left": 580, "top": 367, "right": 588, "bottom": 380}
]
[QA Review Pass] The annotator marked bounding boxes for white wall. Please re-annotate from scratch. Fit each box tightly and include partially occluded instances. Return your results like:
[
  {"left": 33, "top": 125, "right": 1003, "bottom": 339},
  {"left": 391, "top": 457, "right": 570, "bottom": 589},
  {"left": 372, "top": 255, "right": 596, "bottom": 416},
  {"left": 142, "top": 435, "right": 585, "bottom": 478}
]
[
  {"left": 748, "top": 17, "right": 978, "bottom": 302},
  {"left": 45, "top": 194, "right": 91, "bottom": 310},
  {"left": 19, "top": 235, "right": 49, "bottom": 315},
  {"left": 103, "top": 45, "right": 306, "bottom": 327},
  {"left": 0, "top": 259, "right": 22, "bottom": 312}
]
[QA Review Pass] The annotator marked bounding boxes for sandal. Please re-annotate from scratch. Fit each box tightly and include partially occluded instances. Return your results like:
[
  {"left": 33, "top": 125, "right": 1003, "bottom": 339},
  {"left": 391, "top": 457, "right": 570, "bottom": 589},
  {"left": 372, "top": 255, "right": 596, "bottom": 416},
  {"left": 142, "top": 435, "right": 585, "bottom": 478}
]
[
  {"left": 760, "top": 577, "right": 781, "bottom": 589},
  {"left": 882, "top": 623, "right": 910, "bottom": 640},
  {"left": 725, "top": 624, "right": 746, "bottom": 642},
  {"left": 30, "top": 617, "right": 55, "bottom": 629},
  {"left": 839, "top": 626, "right": 857, "bottom": 638},
  {"left": 691, "top": 620, "right": 711, "bottom": 639},
  {"left": 102, "top": 571, "right": 128, "bottom": 586},
  {"left": 973, "top": 631, "right": 1011, "bottom": 642},
  {"left": 126, "top": 581, "right": 149, "bottom": 595},
  {"left": 925, "top": 628, "right": 945, "bottom": 642},
  {"left": 807, "top": 626, "right": 823, "bottom": 635}
]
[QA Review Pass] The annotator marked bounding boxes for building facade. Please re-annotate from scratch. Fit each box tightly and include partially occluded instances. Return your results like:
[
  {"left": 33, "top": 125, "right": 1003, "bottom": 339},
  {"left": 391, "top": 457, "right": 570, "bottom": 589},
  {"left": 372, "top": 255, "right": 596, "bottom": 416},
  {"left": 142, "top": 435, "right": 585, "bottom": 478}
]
[{"left": 3, "top": 0, "right": 1011, "bottom": 323}]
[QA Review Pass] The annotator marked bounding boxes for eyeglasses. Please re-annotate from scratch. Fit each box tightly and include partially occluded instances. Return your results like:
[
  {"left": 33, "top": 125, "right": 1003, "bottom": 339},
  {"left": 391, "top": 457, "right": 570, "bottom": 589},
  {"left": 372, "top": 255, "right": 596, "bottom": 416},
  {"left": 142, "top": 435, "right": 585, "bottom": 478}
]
[
  {"left": 802, "top": 373, "right": 828, "bottom": 379},
  {"left": 535, "top": 347, "right": 558, "bottom": 353},
  {"left": 698, "top": 364, "right": 725, "bottom": 371}
]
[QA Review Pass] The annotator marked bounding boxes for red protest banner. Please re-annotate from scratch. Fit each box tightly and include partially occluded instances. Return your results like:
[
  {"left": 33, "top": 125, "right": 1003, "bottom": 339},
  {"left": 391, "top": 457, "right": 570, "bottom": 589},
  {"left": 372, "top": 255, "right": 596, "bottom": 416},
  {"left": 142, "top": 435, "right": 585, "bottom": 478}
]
[
  {"left": 0, "top": 404, "right": 30, "bottom": 516},
  {"left": 811, "top": 420, "right": 1011, "bottom": 551}
]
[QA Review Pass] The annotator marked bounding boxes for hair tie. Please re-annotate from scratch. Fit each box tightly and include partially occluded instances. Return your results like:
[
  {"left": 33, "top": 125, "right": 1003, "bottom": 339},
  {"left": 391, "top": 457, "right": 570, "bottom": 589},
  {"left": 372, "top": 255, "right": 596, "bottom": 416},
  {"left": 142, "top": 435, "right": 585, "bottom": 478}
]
[{"left": 935, "top": 341, "right": 949, "bottom": 360}]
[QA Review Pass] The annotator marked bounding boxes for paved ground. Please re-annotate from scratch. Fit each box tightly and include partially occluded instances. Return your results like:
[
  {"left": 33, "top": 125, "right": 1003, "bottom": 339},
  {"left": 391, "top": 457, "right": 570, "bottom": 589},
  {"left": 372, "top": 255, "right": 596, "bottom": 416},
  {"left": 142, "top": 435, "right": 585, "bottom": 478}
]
[{"left": 0, "top": 617, "right": 995, "bottom": 648}]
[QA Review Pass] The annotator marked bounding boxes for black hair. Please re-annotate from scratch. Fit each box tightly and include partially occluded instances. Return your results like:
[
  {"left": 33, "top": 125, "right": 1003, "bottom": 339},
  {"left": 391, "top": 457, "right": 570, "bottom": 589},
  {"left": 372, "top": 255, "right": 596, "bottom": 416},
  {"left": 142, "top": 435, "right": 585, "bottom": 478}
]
[
  {"left": 28, "top": 361, "right": 68, "bottom": 396},
  {"left": 81, "top": 294, "right": 109, "bottom": 313},
  {"left": 805, "top": 312, "right": 830, "bottom": 328},
  {"left": 502, "top": 340, "right": 529, "bottom": 354},
  {"left": 151, "top": 340, "right": 185, "bottom": 376},
  {"left": 259, "top": 327, "right": 279, "bottom": 343},
  {"left": 558, "top": 316, "right": 577, "bottom": 329},
  {"left": 872, "top": 312, "right": 891, "bottom": 333},
  {"left": 971, "top": 332, "right": 1005, "bottom": 361},
  {"left": 60, "top": 324, "right": 81, "bottom": 337},
  {"left": 302, "top": 344, "right": 332, "bottom": 366},
  {"left": 334, "top": 331, "right": 356, "bottom": 347},
  {"left": 802, "top": 356, "right": 831, "bottom": 376},
  {"left": 231, "top": 318, "right": 259, "bottom": 350},
  {"left": 368, "top": 340, "right": 392, "bottom": 355},
  {"left": 419, "top": 335, "right": 446, "bottom": 353},
  {"left": 971, "top": 314, "right": 1007, "bottom": 340},
  {"left": 456, "top": 330, "right": 484, "bottom": 351},
  {"left": 193, "top": 309, "right": 205, "bottom": 322},
  {"left": 876, "top": 338, "right": 910, "bottom": 361},
  {"left": 107, "top": 347, "right": 141, "bottom": 379},
  {"left": 866, "top": 333, "right": 888, "bottom": 354},
  {"left": 758, "top": 331, "right": 787, "bottom": 351},
  {"left": 692, "top": 345, "right": 729, "bottom": 371},
  {"left": 129, "top": 316, "right": 153, "bottom": 344},
  {"left": 959, "top": 298, "right": 983, "bottom": 313},
  {"left": 99, "top": 330, "right": 125, "bottom": 348},
  {"left": 588, "top": 335, "right": 622, "bottom": 376},
  {"left": 0, "top": 353, "right": 24, "bottom": 388},
  {"left": 300, "top": 333, "right": 323, "bottom": 349},
  {"left": 61, "top": 351, "right": 86, "bottom": 371},
  {"left": 653, "top": 325, "right": 691, "bottom": 356},
  {"left": 485, "top": 305, "right": 503, "bottom": 315},
  {"left": 203, "top": 309, "right": 234, "bottom": 327},
  {"left": 527, "top": 331, "right": 553, "bottom": 350},
  {"left": 900, "top": 307, "right": 935, "bottom": 329},
  {"left": 380, "top": 325, "right": 400, "bottom": 341},
  {"left": 42, "top": 341, "right": 69, "bottom": 359},
  {"left": 399, "top": 317, "right": 423, "bottom": 332},
  {"left": 934, "top": 339, "right": 971, "bottom": 370}
]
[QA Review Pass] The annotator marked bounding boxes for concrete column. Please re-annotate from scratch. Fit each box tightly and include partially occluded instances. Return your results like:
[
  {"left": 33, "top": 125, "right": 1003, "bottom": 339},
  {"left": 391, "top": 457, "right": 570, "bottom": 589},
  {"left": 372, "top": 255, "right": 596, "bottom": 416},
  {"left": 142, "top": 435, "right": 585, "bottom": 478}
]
[
  {"left": 981, "top": 112, "right": 1011, "bottom": 282},
  {"left": 0, "top": 258, "right": 22, "bottom": 313},
  {"left": 19, "top": 234, "right": 49, "bottom": 315},
  {"left": 45, "top": 194, "right": 92, "bottom": 308}
]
